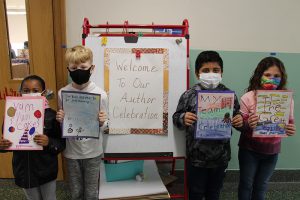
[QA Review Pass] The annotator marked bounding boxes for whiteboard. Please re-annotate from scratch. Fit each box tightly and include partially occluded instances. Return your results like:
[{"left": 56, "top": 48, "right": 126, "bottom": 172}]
[{"left": 86, "top": 36, "right": 187, "bottom": 157}]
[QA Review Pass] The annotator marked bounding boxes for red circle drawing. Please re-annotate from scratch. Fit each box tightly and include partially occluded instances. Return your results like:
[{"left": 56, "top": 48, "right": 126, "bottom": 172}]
[{"left": 34, "top": 110, "right": 42, "bottom": 118}]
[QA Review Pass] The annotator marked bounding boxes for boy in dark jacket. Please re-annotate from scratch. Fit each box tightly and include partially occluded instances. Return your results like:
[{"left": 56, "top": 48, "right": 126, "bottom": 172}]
[
  {"left": 0, "top": 75, "right": 65, "bottom": 200},
  {"left": 173, "top": 51, "right": 243, "bottom": 200}
]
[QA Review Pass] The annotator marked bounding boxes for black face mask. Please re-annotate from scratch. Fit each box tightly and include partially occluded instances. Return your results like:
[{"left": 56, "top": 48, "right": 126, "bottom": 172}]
[{"left": 68, "top": 67, "right": 92, "bottom": 85}]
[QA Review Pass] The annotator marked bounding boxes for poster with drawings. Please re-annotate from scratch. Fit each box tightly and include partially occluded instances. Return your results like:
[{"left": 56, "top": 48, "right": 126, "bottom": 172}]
[
  {"left": 3, "top": 96, "right": 45, "bottom": 150},
  {"left": 254, "top": 90, "right": 292, "bottom": 137},
  {"left": 195, "top": 91, "right": 234, "bottom": 139},
  {"left": 62, "top": 91, "right": 101, "bottom": 138}
]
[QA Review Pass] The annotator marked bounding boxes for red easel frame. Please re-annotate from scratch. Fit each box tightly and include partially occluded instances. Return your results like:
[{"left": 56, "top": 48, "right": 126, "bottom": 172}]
[
  {"left": 82, "top": 18, "right": 190, "bottom": 199},
  {"left": 82, "top": 18, "right": 190, "bottom": 89}
]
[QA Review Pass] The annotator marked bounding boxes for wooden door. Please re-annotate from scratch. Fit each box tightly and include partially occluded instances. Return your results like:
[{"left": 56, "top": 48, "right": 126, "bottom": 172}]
[{"left": 0, "top": 0, "right": 66, "bottom": 179}]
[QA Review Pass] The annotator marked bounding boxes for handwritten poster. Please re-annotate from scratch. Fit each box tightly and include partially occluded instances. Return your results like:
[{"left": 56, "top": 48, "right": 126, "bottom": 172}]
[
  {"left": 62, "top": 91, "right": 101, "bottom": 138},
  {"left": 195, "top": 91, "right": 234, "bottom": 139},
  {"left": 254, "top": 90, "right": 292, "bottom": 137},
  {"left": 104, "top": 48, "right": 169, "bottom": 134},
  {"left": 3, "top": 96, "right": 45, "bottom": 150}
]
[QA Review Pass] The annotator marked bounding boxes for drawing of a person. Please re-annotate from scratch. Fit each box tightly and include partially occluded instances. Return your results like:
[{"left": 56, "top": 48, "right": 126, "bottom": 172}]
[{"left": 222, "top": 112, "right": 231, "bottom": 124}]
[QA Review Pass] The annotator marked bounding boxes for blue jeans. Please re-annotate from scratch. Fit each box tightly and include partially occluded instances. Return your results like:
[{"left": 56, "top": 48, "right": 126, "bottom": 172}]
[
  {"left": 238, "top": 148, "right": 278, "bottom": 200},
  {"left": 188, "top": 160, "right": 227, "bottom": 200}
]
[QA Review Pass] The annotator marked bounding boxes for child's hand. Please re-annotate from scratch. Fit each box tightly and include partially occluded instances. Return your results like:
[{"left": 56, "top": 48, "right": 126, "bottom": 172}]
[
  {"left": 98, "top": 111, "right": 107, "bottom": 127},
  {"left": 285, "top": 124, "right": 296, "bottom": 136},
  {"left": 232, "top": 114, "right": 243, "bottom": 128},
  {"left": 184, "top": 112, "right": 197, "bottom": 126},
  {"left": 248, "top": 113, "right": 259, "bottom": 129},
  {"left": 33, "top": 135, "right": 49, "bottom": 146},
  {"left": 56, "top": 109, "right": 65, "bottom": 123},
  {"left": 0, "top": 139, "right": 12, "bottom": 149}
]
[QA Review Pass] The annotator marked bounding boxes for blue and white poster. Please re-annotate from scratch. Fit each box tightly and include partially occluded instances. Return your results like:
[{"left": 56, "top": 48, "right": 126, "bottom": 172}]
[
  {"left": 254, "top": 90, "right": 292, "bottom": 137},
  {"left": 195, "top": 91, "right": 234, "bottom": 139},
  {"left": 62, "top": 91, "right": 101, "bottom": 138}
]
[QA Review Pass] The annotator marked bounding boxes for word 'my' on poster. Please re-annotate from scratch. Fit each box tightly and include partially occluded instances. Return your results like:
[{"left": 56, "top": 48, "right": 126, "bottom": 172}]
[{"left": 196, "top": 91, "right": 234, "bottom": 139}]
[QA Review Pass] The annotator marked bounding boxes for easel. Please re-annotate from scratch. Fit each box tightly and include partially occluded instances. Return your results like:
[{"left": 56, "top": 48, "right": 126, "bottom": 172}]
[
  {"left": 82, "top": 18, "right": 190, "bottom": 199},
  {"left": 82, "top": 18, "right": 190, "bottom": 89}
]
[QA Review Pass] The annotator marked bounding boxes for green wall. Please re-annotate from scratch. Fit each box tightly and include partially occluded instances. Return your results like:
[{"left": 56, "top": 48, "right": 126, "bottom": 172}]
[{"left": 188, "top": 50, "right": 300, "bottom": 170}]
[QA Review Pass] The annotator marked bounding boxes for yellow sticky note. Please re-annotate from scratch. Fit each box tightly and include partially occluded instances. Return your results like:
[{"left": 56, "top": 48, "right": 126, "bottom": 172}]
[{"left": 101, "top": 37, "right": 108, "bottom": 46}]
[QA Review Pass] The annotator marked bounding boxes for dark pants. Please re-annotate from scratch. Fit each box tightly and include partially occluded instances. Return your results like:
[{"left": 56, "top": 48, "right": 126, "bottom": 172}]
[
  {"left": 187, "top": 160, "right": 227, "bottom": 200},
  {"left": 238, "top": 148, "right": 278, "bottom": 200}
]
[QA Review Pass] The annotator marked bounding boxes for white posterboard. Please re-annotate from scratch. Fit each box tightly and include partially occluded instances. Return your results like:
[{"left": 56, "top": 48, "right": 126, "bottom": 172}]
[
  {"left": 86, "top": 36, "right": 187, "bottom": 157},
  {"left": 105, "top": 48, "right": 167, "bottom": 135},
  {"left": 3, "top": 96, "right": 45, "bottom": 150},
  {"left": 254, "top": 90, "right": 292, "bottom": 137}
]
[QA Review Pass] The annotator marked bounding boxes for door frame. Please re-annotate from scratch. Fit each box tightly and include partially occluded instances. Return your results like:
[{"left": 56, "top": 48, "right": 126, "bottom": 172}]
[{"left": 0, "top": 0, "right": 67, "bottom": 179}]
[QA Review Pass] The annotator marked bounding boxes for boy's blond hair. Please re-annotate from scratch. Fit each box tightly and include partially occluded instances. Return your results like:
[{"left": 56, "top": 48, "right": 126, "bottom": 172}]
[{"left": 65, "top": 45, "right": 93, "bottom": 64}]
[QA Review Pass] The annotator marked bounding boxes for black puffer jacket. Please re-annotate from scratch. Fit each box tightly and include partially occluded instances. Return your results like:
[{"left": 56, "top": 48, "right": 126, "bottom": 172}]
[
  {"left": 173, "top": 83, "right": 241, "bottom": 168},
  {"left": 12, "top": 108, "right": 65, "bottom": 188}
]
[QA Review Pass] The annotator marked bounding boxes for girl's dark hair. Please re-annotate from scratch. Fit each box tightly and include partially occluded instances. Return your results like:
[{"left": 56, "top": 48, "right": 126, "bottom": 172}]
[
  {"left": 20, "top": 75, "right": 46, "bottom": 91},
  {"left": 195, "top": 51, "right": 223, "bottom": 74},
  {"left": 247, "top": 56, "right": 287, "bottom": 92}
]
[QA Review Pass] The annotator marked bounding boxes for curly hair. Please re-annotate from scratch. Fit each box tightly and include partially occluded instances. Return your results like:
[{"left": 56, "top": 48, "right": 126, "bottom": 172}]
[
  {"left": 20, "top": 75, "right": 45, "bottom": 91},
  {"left": 247, "top": 57, "right": 287, "bottom": 92}
]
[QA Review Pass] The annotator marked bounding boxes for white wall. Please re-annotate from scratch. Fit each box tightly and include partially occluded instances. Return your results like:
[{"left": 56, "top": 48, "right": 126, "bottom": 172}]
[
  {"left": 66, "top": 0, "right": 300, "bottom": 53},
  {"left": 7, "top": 14, "right": 28, "bottom": 44}
]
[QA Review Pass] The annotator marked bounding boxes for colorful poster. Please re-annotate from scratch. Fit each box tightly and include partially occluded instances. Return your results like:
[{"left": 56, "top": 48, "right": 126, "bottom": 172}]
[
  {"left": 195, "top": 91, "right": 234, "bottom": 139},
  {"left": 62, "top": 91, "right": 101, "bottom": 138},
  {"left": 254, "top": 90, "right": 292, "bottom": 137},
  {"left": 3, "top": 96, "right": 45, "bottom": 150},
  {"left": 104, "top": 48, "right": 169, "bottom": 135}
]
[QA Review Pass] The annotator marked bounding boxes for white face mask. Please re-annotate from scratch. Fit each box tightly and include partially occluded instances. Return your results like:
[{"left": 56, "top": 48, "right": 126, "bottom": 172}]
[
  {"left": 22, "top": 90, "right": 44, "bottom": 97},
  {"left": 199, "top": 73, "right": 222, "bottom": 89},
  {"left": 22, "top": 93, "right": 42, "bottom": 97}
]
